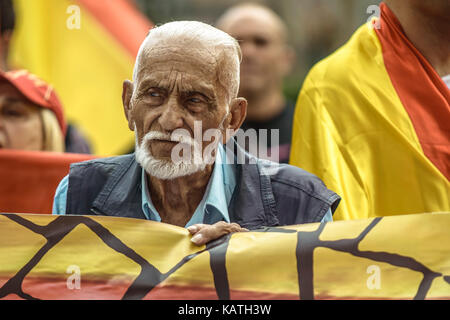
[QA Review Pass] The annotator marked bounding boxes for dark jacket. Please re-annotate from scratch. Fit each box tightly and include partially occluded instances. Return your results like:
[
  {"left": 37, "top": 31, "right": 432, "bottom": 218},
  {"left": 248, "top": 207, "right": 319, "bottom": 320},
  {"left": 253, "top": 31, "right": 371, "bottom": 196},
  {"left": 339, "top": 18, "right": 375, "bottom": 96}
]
[{"left": 66, "top": 140, "right": 340, "bottom": 229}]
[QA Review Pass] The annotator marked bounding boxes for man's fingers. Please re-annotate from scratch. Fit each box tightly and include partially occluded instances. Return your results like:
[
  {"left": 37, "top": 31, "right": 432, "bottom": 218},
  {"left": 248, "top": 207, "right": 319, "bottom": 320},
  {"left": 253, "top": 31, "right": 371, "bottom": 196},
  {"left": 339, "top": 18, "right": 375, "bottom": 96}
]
[
  {"left": 191, "top": 226, "right": 218, "bottom": 246},
  {"left": 187, "top": 224, "right": 207, "bottom": 235},
  {"left": 228, "top": 222, "right": 245, "bottom": 233},
  {"left": 190, "top": 222, "right": 248, "bottom": 246},
  {"left": 190, "top": 233, "right": 205, "bottom": 245}
]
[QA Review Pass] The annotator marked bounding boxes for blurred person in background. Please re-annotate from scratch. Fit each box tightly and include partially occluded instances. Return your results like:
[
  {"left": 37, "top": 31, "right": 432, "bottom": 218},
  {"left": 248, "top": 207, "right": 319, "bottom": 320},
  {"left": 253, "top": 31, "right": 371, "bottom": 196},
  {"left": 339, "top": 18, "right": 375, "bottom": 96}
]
[
  {"left": 0, "top": 70, "right": 65, "bottom": 152},
  {"left": 0, "top": 0, "right": 91, "bottom": 154},
  {"left": 290, "top": 1, "right": 450, "bottom": 220},
  {"left": 217, "top": 2, "right": 295, "bottom": 163},
  {"left": 0, "top": 0, "right": 14, "bottom": 71},
  {"left": 302, "top": 0, "right": 339, "bottom": 67}
]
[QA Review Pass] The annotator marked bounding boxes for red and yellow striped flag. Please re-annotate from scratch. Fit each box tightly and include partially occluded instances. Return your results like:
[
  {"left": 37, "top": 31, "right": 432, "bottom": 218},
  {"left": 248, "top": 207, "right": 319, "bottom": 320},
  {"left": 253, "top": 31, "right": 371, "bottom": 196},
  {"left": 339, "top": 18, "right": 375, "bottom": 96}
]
[
  {"left": 290, "top": 2, "right": 450, "bottom": 220},
  {"left": 9, "top": 0, "right": 153, "bottom": 155}
]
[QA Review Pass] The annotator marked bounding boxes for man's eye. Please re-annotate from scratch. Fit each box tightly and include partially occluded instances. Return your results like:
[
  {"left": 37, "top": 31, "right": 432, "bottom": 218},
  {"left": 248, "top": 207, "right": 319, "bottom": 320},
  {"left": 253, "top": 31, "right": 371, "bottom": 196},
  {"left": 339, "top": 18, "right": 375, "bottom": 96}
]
[
  {"left": 3, "top": 107, "right": 24, "bottom": 118},
  {"left": 254, "top": 37, "right": 268, "bottom": 47},
  {"left": 189, "top": 97, "right": 201, "bottom": 103},
  {"left": 186, "top": 96, "right": 207, "bottom": 112}
]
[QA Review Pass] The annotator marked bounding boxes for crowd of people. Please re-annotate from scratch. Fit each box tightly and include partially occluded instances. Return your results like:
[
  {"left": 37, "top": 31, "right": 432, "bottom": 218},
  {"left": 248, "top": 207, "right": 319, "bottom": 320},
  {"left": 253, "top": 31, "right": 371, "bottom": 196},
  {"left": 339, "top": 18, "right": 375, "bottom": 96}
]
[{"left": 1, "top": 1, "right": 449, "bottom": 245}]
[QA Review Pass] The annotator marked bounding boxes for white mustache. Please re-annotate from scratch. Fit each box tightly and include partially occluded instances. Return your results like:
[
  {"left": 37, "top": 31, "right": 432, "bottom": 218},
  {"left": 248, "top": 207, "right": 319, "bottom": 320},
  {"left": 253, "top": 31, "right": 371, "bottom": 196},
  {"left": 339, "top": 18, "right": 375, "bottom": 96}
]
[{"left": 140, "top": 131, "right": 197, "bottom": 147}]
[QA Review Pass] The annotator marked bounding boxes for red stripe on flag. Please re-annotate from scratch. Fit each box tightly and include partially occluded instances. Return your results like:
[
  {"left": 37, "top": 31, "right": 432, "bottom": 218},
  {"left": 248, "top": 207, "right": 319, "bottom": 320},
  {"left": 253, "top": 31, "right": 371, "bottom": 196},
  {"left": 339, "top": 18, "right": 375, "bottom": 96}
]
[
  {"left": 145, "top": 284, "right": 299, "bottom": 300},
  {"left": 1, "top": 276, "right": 300, "bottom": 300},
  {"left": 375, "top": 3, "right": 450, "bottom": 181},
  {"left": 77, "top": 0, "right": 153, "bottom": 58}
]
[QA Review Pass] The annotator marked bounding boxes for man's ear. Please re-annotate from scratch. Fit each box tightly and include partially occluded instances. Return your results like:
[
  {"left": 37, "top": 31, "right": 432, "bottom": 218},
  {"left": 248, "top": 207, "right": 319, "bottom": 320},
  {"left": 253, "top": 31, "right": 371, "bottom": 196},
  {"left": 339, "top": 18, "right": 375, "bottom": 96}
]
[
  {"left": 222, "top": 97, "right": 247, "bottom": 144},
  {"left": 122, "top": 80, "right": 134, "bottom": 131}
]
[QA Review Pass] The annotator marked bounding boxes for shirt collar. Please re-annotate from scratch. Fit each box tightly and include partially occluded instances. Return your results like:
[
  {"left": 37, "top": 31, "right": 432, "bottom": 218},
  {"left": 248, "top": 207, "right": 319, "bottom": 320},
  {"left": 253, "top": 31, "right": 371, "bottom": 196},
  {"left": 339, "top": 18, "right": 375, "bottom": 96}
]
[
  {"left": 203, "top": 144, "right": 234, "bottom": 222},
  {"left": 141, "top": 168, "right": 161, "bottom": 222}
]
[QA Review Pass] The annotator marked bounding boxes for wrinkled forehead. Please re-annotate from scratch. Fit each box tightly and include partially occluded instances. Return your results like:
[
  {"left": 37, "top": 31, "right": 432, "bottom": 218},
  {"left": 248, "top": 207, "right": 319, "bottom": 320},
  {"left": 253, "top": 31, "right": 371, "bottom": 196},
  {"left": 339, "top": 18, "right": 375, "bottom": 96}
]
[{"left": 135, "top": 44, "right": 218, "bottom": 82}]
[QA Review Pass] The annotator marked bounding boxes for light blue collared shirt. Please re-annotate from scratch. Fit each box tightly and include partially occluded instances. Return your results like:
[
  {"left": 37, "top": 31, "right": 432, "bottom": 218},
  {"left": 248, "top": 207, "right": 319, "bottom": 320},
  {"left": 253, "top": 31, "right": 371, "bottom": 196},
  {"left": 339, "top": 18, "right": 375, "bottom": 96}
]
[{"left": 52, "top": 145, "right": 333, "bottom": 225}]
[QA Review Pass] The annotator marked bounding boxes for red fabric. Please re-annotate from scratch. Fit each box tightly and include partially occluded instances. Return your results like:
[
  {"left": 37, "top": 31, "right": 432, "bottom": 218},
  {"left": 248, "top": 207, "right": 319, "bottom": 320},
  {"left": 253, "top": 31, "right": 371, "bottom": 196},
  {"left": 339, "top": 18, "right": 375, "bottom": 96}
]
[
  {"left": 0, "top": 149, "right": 95, "bottom": 214},
  {"left": 77, "top": 0, "right": 153, "bottom": 58},
  {"left": 375, "top": 3, "right": 450, "bottom": 181},
  {"left": 0, "top": 70, "right": 67, "bottom": 135}
]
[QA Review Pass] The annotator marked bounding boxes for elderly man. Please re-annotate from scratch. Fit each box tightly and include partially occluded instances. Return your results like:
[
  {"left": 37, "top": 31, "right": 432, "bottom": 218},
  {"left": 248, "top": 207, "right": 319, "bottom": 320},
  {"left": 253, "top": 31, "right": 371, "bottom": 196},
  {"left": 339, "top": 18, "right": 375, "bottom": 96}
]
[
  {"left": 53, "top": 21, "right": 340, "bottom": 245},
  {"left": 216, "top": 3, "right": 295, "bottom": 163}
]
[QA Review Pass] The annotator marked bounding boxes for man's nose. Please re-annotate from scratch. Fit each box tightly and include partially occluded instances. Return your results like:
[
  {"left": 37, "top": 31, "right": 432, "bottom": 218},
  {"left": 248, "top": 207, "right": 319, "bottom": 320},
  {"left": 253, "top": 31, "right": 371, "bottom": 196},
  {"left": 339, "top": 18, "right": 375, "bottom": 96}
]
[
  {"left": 158, "top": 97, "right": 184, "bottom": 132},
  {"left": 240, "top": 41, "right": 257, "bottom": 60}
]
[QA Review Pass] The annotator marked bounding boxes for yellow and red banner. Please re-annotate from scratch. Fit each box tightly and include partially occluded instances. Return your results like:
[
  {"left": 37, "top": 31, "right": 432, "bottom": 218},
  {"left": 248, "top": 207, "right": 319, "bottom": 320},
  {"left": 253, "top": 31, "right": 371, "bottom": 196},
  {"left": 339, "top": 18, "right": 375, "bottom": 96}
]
[
  {"left": 290, "top": 2, "right": 450, "bottom": 220},
  {"left": 9, "top": 0, "right": 153, "bottom": 155},
  {"left": 1, "top": 212, "right": 449, "bottom": 299}
]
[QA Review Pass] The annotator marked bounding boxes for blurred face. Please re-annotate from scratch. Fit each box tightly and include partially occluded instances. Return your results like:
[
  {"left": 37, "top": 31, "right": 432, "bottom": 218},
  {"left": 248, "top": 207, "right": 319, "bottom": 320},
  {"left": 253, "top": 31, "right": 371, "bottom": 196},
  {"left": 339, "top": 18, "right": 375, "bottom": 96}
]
[
  {"left": 220, "top": 10, "right": 290, "bottom": 96},
  {"left": 123, "top": 44, "right": 242, "bottom": 179},
  {"left": 0, "top": 82, "right": 43, "bottom": 150}
]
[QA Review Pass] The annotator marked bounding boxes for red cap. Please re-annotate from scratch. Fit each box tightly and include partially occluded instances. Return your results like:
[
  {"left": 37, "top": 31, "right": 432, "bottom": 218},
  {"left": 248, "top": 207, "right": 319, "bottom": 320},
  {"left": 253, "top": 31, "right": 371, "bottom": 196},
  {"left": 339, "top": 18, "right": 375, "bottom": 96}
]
[{"left": 0, "top": 70, "right": 67, "bottom": 135}]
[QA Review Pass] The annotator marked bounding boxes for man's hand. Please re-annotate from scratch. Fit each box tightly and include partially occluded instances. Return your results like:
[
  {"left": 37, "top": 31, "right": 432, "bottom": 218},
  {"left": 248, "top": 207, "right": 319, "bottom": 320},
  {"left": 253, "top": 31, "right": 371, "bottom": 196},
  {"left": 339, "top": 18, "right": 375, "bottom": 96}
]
[{"left": 187, "top": 221, "right": 249, "bottom": 246}]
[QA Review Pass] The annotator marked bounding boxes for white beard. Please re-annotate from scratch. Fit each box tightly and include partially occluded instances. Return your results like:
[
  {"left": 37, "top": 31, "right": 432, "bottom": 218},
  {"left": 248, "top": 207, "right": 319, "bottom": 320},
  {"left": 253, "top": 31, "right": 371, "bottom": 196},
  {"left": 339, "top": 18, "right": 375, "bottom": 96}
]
[{"left": 134, "top": 129, "right": 215, "bottom": 180}]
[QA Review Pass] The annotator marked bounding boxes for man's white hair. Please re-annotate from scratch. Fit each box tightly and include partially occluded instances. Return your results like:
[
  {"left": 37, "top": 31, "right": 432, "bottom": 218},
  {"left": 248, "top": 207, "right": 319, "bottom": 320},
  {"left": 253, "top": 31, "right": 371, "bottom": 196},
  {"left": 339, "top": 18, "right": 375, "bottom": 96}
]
[{"left": 132, "top": 21, "right": 242, "bottom": 103}]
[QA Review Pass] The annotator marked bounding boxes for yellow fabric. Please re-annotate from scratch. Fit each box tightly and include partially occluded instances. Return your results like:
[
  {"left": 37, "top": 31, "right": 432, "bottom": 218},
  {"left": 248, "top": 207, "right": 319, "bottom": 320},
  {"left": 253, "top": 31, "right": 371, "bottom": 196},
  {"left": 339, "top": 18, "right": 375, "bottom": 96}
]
[
  {"left": 9, "top": 0, "right": 135, "bottom": 155},
  {"left": 0, "top": 212, "right": 449, "bottom": 299},
  {"left": 290, "top": 24, "right": 450, "bottom": 220}
]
